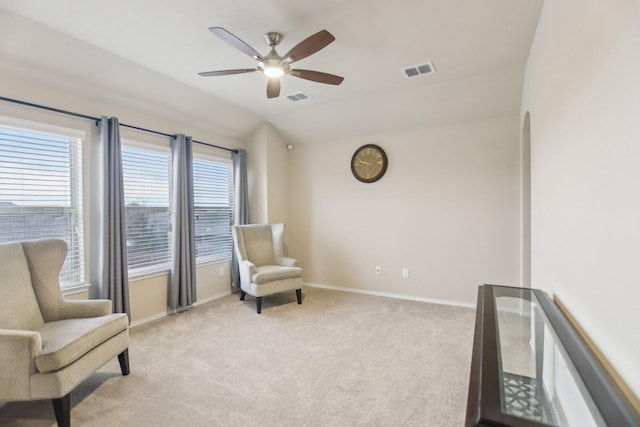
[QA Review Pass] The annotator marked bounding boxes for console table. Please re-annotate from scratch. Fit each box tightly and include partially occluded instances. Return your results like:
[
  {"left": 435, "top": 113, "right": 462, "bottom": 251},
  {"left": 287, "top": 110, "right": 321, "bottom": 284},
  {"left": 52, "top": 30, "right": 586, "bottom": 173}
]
[{"left": 465, "top": 285, "right": 639, "bottom": 427}]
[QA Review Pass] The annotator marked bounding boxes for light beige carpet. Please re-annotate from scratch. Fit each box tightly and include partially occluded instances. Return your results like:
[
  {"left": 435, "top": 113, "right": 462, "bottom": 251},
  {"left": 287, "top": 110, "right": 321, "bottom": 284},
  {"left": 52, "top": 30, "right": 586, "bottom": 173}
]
[{"left": 0, "top": 287, "right": 475, "bottom": 427}]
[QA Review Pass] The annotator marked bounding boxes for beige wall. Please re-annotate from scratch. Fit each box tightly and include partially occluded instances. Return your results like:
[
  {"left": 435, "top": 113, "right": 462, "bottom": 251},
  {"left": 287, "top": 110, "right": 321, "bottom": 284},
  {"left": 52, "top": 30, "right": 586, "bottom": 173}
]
[
  {"left": 54, "top": 265, "right": 231, "bottom": 324},
  {"left": 287, "top": 116, "right": 521, "bottom": 306},
  {"left": 265, "top": 124, "right": 290, "bottom": 225},
  {"left": 126, "top": 262, "right": 231, "bottom": 325},
  {"left": 247, "top": 124, "right": 268, "bottom": 224},
  {"left": 522, "top": 0, "right": 640, "bottom": 400},
  {"left": 247, "top": 121, "right": 290, "bottom": 225}
]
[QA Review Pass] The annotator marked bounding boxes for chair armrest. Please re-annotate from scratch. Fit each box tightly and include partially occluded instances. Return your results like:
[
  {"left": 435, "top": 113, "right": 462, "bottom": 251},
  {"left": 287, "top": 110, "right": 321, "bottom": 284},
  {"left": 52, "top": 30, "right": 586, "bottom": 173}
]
[
  {"left": 59, "top": 299, "right": 113, "bottom": 319},
  {"left": 276, "top": 256, "right": 298, "bottom": 267},
  {"left": 0, "top": 329, "right": 42, "bottom": 400},
  {"left": 239, "top": 260, "right": 256, "bottom": 287}
]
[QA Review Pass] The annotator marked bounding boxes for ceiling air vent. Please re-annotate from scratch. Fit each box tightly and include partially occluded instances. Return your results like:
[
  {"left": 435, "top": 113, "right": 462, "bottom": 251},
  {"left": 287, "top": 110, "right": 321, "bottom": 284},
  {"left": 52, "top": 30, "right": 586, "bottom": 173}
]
[
  {"left": 286, "top": 92, "right": 311, "bottom": 102},
  {"left": 403, "top": 62, "right": 435, "bottom": 78}
]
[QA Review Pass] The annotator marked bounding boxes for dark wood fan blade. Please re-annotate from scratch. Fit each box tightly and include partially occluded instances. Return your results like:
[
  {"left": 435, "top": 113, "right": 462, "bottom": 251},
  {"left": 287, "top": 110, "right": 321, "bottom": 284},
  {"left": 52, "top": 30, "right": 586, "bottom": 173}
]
[
  {"left": 282, "top": 30, "right": 335, "bottom": 63},
  {"left": 209, "top": 27, "right": 264, "bottom": 60},
  {"left": 290, "top": 69, "right": 344, "bottom": 85},
  {"left": 198, "top": 69, "right": 256, "bottom": 77},
  {"left": 267, "top": 79, "right": 281, "bottom": 98}
]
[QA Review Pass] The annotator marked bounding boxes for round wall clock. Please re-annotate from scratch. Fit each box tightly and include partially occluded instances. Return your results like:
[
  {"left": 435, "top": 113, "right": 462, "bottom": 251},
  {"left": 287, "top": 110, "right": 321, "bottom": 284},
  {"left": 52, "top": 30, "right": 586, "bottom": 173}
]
[{"left": 350, "top": 144, "right": 388, "bottom": 183}]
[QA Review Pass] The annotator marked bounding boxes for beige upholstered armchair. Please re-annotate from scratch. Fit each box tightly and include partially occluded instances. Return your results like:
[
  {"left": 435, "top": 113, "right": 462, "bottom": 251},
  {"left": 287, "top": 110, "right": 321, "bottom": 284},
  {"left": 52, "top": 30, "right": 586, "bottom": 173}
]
[
  {"left": 0, "top": 239, "right": 130, "bottom": 427},
  {"left": 232, "top": 223, "right": 303, "bottom": 314}
]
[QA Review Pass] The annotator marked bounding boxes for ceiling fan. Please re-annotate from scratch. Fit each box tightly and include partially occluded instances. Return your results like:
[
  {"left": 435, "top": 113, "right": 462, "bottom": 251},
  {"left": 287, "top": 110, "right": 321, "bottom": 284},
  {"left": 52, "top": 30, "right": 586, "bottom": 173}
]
[{"left": 199, "top": 27, "right": 344, "bottom": 99}]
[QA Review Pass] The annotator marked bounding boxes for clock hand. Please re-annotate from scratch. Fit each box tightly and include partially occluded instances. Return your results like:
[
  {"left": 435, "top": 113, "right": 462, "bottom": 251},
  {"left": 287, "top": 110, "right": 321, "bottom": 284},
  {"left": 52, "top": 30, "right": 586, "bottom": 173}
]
[{"left": 356, "top": 159, "right": 372, "bottom": 165}]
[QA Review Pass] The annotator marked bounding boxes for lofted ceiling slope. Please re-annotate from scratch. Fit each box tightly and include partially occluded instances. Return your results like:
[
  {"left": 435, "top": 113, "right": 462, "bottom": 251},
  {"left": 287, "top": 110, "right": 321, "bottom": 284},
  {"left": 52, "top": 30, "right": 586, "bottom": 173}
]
[{"left": 0, "top": 0, "right": 543, "bottom": 143}]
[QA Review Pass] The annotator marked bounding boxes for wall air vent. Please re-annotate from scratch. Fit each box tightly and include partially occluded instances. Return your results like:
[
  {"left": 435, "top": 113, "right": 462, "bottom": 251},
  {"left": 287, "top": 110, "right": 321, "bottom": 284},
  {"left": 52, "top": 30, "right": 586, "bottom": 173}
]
[
  {"left": 286, "top": 92, "right": 311, "bottom": 101},
  {"left": 403, "top": 62, "right": 435, "bottom": 78}
]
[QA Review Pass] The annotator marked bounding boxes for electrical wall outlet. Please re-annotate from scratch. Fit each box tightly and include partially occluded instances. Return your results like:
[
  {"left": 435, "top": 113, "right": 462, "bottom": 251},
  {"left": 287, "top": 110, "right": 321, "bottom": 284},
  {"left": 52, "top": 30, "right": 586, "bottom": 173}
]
[
  {"left": 375, "top": 266, "right": 382, "bottom": 275},
  {"left": 218, "top": 267, "right": 225, "bottom": 277},
  {"left": 402, "top": 268, "right": 409, "bottom": 278}
]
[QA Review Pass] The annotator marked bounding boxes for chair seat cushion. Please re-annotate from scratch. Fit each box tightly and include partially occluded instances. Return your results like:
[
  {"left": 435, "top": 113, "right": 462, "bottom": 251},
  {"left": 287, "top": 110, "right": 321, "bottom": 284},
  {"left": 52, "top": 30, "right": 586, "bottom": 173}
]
[
  {"left": 35, "top": 313, "right": 129, "bottom": 373},
  {"left": 252, "top": 265, "right": 302, "bottom": 285}
]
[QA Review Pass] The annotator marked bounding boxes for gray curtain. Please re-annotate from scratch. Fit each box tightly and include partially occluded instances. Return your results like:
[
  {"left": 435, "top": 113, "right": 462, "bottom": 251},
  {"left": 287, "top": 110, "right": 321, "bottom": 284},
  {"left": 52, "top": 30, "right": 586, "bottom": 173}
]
[
  {"left": 98, "top": 117, "right": 131, "bottom": 320},
  {"left": 231, "top": 149, "right": 248, "bottom": 291},
  {"left": 169, "top": 134, "right": 196, "bottom": 312}
]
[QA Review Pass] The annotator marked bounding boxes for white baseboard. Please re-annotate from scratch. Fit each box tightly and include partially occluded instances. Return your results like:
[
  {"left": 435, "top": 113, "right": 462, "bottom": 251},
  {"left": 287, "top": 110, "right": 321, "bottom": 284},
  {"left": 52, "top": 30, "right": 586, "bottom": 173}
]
[
  {"left": 130, "top": 312, "right": 167, "bottom": 329},
  {"left": 130, "top": 290, "right": 232, "bottom": 328},
  {"left": 194, "top": 290, "right": 232, "bottom": 307},
  {"left": 130, "top": 284, "right": 472, "bottom": 328},
  {"left": 303, "top": 282, "right": 475, "bottom": 309}
]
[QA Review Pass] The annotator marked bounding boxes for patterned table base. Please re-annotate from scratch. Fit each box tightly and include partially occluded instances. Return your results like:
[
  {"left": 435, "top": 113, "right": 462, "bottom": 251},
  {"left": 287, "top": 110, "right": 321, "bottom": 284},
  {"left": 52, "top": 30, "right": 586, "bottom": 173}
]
[{"left": 503, "top": 372, "right": 557, "bottom": 424}]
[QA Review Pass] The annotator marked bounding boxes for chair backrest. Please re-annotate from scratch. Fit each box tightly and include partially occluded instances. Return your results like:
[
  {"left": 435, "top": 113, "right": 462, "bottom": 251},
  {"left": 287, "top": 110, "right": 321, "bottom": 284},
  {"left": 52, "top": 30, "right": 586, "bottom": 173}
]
[
  {"left": 0, "top": 241, "right": 45, "bottom": 330},
  {"left": 22, "top": 239, "right": 69, "bottom": 322},
  {"left": 233, "top": 224, "right": 287, "bottom": 267}
]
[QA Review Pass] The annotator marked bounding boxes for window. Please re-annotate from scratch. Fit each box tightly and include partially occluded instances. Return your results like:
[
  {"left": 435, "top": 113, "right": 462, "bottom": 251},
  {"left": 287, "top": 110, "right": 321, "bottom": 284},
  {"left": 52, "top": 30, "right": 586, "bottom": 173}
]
[
  {"left": 121, "top": 142, "right": 171, "bottom": 274},
  {"left": 193, "top": 155, "right": 234, "bottom": 263},
  {"left": 0, "top": 121, "right": 84, "bottom": 287}
]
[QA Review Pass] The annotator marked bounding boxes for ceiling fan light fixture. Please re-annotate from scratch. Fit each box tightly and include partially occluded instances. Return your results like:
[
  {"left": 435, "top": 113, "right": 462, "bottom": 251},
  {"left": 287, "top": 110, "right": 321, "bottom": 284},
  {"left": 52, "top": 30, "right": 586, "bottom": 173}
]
[
  {"left": 260, "top": 57, "right": 285, "bottom": 78},
  {"left": 263, "top": 66, "right": 285, "bottom": 78}
]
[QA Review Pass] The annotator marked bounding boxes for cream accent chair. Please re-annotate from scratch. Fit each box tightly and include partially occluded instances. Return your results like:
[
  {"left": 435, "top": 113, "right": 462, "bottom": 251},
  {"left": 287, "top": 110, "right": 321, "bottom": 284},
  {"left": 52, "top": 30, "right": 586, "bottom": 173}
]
[
  {"left": 0, "top": 239, "right": 130, "bottom": 427},
  {"left": 232, "top": 223, "right": 302, "bottom": 314}
]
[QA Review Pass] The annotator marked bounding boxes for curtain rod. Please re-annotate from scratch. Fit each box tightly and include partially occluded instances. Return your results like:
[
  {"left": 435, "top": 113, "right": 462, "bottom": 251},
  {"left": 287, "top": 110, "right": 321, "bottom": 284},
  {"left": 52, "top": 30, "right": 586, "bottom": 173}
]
[{"left": 0, "top": 95, "right": 237, "bottom": 153}]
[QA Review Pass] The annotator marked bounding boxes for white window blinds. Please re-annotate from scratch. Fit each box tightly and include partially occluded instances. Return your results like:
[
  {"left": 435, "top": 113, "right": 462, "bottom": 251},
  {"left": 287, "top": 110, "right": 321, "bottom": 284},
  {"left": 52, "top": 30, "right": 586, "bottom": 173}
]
[
  {"left": 193, "top": 156, "right": 234, "bottom": 262},
  {"left": 0, "top": 124, "right": 85, "bottom": 287},
  {"left": 121, "top": 143, "right": 171, "bottom": 273}
]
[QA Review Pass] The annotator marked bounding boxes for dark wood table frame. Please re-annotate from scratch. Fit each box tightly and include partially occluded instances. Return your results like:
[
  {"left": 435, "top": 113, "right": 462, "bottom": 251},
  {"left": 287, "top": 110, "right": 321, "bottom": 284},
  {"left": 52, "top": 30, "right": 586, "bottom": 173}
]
[{"left": 465, "top": 284, "right": 639, "bottom": 427}]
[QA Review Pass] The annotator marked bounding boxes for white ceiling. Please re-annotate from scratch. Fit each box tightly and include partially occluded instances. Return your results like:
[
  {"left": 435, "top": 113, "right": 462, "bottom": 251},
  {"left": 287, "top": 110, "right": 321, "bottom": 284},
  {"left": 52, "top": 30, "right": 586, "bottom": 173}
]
[{"left": 0, "top": 0, "right": 543, "bottom": 143}]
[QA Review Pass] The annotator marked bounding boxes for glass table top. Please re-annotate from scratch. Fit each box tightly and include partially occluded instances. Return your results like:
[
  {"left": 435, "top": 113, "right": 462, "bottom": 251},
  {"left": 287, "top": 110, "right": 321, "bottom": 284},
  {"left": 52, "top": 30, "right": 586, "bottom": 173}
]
[{"left": 492, "top": 286, "right": 606, "bottom": 426}]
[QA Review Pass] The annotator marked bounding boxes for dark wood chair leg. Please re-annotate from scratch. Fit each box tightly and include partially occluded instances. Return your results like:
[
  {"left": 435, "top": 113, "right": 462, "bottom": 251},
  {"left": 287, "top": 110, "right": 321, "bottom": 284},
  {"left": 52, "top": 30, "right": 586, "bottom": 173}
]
[
  {"left": 296, "top": 289, "right": 302, "bottom": 304},
  {"left": 118, "top": 349, "right": 130, "bottom": 376},
  {"left": 52, "top": 393, "right": 71, "bottom": 427},
  {"left": 240, "top": 290, "right": 246, "bottom": 301},
  {"left": 256, "top": 297, "right": 262, "bottom": 314}
]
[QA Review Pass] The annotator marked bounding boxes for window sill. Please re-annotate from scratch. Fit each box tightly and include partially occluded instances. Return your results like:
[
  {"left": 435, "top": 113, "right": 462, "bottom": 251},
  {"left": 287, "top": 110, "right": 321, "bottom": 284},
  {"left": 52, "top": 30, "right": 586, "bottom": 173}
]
[
  {"left": 196, "top": 257, "right": 232, "bottom": 268},
  {"left": 62, "top": 283, "right": 92, "bottom": 297},
  {"left": 129, "top": 267, "right": 171, "bottom": 282}
]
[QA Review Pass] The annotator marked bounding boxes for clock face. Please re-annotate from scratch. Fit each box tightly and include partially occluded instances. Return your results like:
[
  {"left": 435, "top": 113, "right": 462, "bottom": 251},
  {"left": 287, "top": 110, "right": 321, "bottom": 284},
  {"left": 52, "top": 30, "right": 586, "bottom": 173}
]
[{"left": 350, "top": 144, "right": 388, "bottom": 183}]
